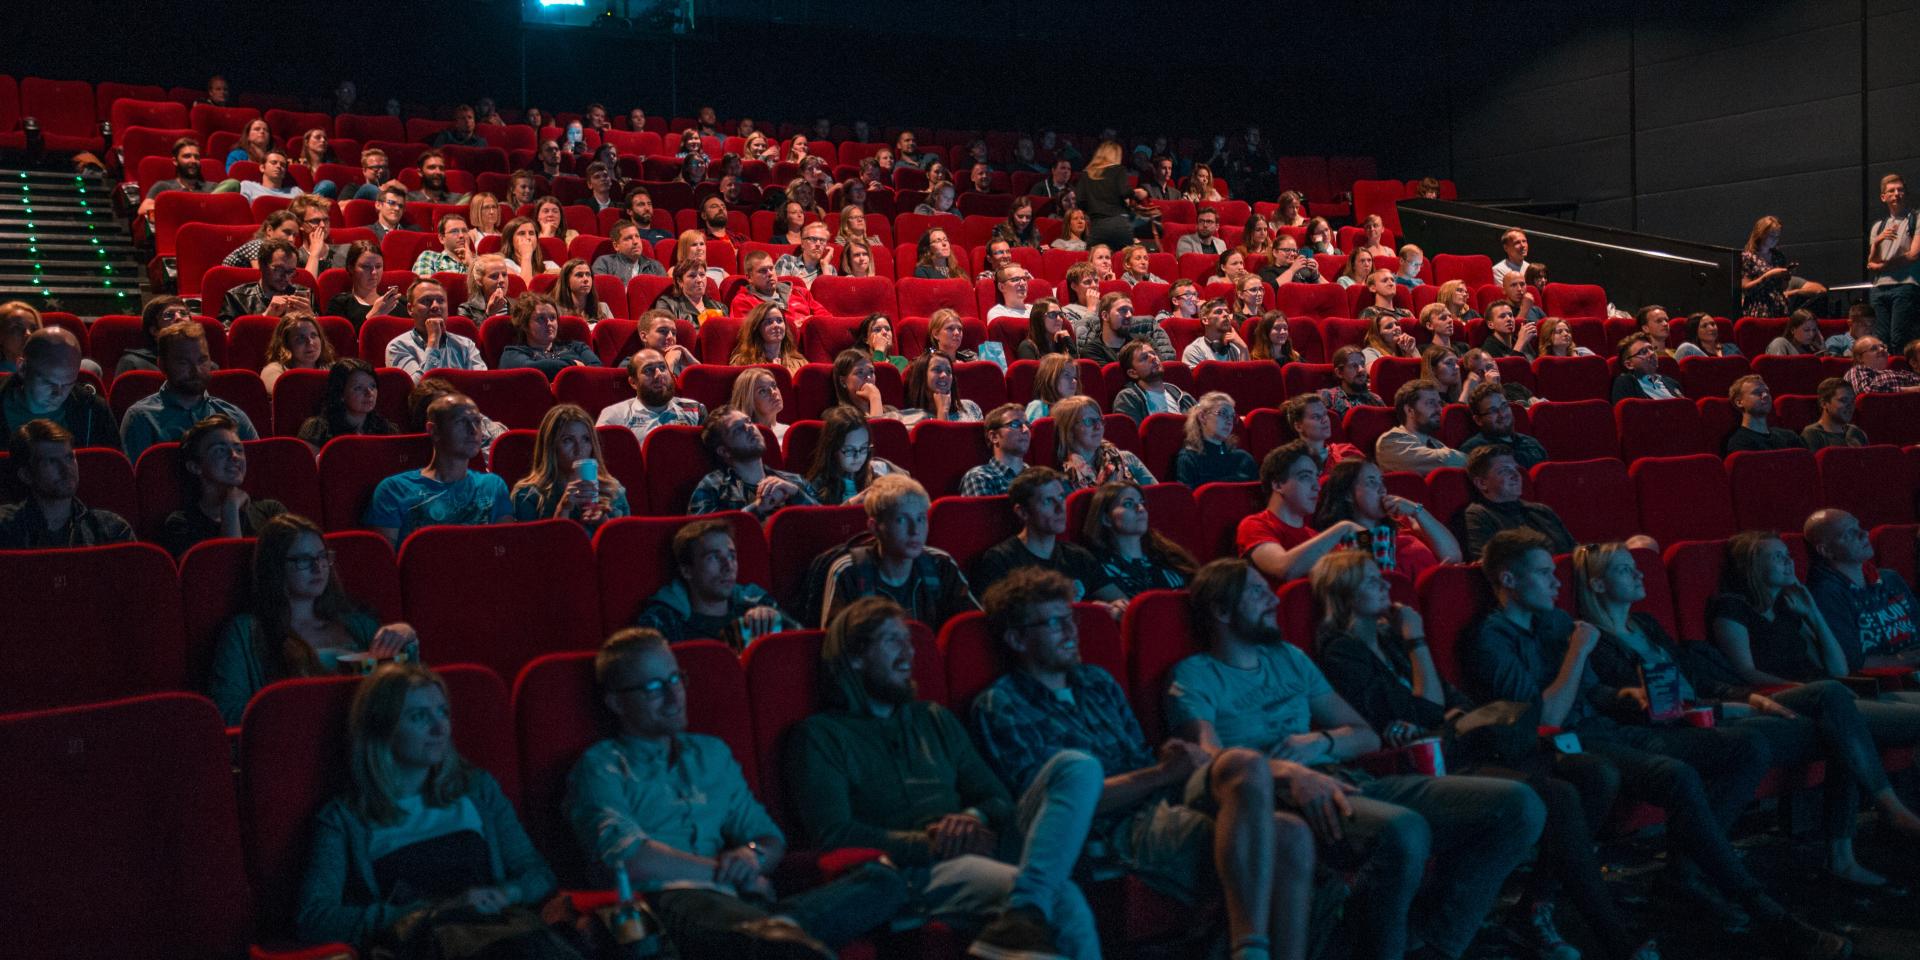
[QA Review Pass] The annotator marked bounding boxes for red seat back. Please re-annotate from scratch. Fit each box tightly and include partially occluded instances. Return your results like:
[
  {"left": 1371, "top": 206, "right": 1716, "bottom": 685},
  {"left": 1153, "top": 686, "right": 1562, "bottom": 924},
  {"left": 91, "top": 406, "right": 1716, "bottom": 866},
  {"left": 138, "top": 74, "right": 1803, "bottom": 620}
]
[
  {"left": 1615, "top": 398, "right": 1706, "bottom": 461},
  {"left": 1854, "top": 393, "right": 1920, "bottom": 447},
  {"left": 1726, "top": 448, "right": 1821, "bottom": 532},
  {"left": 1531, "top": 355, "right": 1611, "bottom": 402},
  {"left": 927, "top": 495, "right": 1021, "bottom": 574},
  {"left": 401, "top": 520, "right": 600, "bottom": 682},
  {"left": 429, "top": 368, "right": 556, "bottom": 430},
  {"left": 1529, "top": 458, "right": 1636, "bottom": 544},
  {"left": 940, "top": 603, "right": 1127, "bottom": 715},
  {"left": 315, "top": 432, "right": 434, "bottom": 530},
  {"left": 1817, "top": 445, "right": 1916, "bottom": 528},
  {"left": 908, "top": 419, "right": 991, "bottom": 496},
  {"left": 1192, "top": 481, "right": 1265, "bottom": 562},
  {"left": 1120, "top": 590, "right": 1202, "bottom": 742},
  {"left": 1631, "top": 454, "right": 1736, "bottom": 544},
  {"left": 0, "top": 543, "right": 185, "bottom": 712},
  {"left": 1677, "top": 355, "right": 1752, "bottom": 401},
  {"left": 592, "top": 512, "right": 769, "bottom": 636}
]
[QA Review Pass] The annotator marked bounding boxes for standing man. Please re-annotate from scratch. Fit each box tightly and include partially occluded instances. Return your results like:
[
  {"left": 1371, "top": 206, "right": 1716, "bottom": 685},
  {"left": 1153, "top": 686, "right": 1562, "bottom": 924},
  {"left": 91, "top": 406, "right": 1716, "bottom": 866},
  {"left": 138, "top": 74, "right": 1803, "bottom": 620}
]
[{"left": 1868, "top": 173, "right": 1920, "bottom": 349}]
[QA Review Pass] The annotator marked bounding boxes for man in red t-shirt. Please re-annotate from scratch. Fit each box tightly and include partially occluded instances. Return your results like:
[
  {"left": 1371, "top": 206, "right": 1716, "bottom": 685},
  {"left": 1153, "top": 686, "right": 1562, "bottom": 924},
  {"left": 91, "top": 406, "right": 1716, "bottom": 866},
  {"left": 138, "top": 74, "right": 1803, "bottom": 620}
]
[{"left": 1236, "top": 440, "right": 1364, "bottom": 583}]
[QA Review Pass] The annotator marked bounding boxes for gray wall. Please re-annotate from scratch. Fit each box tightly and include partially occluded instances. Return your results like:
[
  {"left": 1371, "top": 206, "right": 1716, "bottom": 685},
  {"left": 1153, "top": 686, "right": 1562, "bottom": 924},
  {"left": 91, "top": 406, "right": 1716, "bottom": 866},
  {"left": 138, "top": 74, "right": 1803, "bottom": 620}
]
[{"left": 1445, "top": 0, "right": 1920, "bottom": 285}]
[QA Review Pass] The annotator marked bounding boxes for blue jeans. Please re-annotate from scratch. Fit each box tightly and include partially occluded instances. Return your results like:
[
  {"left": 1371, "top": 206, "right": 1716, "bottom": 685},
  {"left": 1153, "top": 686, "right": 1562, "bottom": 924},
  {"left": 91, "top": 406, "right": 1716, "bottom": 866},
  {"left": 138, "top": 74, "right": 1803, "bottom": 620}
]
[
  {"left": 1331, "top": 774, "right": 1545, "bottom": 960},
  {"left": 922, "top": 750, "right": 1102, "bottom": 960},
  {"left": 1871, "top": 283, "right": 1919, "bottom": 351}
]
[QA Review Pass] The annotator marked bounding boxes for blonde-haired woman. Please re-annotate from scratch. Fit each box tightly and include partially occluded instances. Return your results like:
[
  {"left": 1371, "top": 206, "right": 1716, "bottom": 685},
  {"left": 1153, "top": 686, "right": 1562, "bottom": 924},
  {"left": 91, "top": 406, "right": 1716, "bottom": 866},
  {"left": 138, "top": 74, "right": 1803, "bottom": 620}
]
[
  {"left": 466, "top": 192, "right": 503, "bottom": 242},
  {"left": 511, "top": 403, "right": 628, "bottom": 526},
  {"left": 729, "top": 366, "right": 790, "bottom": 441},
  {"left": 1076, "top": 140, "right": 1136, "bottom": 251},
  {"left": 1436, "top": 279, "right": 1481, "bottom": 320},
  {"left": 674, "top": 229, "right": 728, "bottom": 285},
  {"left": 1052, "top": 395, "right": 1154, "bottom": 491},
  {"left": 295, "top": 664, "right": 561, "bottom": 949},
  {"left": 458, "top": 254, "right": 514, "bottom": 322},
  {"left": 1173, "top": 391, "right": 1255, "bottom": 486}
]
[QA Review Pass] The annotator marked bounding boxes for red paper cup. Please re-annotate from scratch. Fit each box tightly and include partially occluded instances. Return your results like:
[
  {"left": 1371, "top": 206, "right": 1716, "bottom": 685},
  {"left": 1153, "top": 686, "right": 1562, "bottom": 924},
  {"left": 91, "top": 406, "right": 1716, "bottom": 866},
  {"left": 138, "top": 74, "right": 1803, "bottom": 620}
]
[
  {"left": 1404, "top": 737, "right": 1446, "bottom": 777},
  {"left": 1681, "top": 707, "right": 1716, "bottom": 728}
]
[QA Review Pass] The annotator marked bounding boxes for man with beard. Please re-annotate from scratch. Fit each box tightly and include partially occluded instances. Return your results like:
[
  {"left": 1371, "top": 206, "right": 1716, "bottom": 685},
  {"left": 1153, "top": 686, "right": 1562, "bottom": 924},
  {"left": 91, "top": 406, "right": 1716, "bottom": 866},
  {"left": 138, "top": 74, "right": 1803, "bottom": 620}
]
[
  {"left": 219, "top": 237, "right": 312, "bottom": 324},
  {"left": 121, "top": 321, "right": 258, "bottom": 460},
  {"left": 968, "top": 466, "right": 1127, "bottom": 611},
  {"left": 620, "top": 186, "right": 671, "bottom": 245},
  {"left": 788, "top": 594, "right": 1105, "bottom": 960},
  {"left": 137, "top": 137, "right": 214, "bottom": 218},
  {"left": 959, "top": 404, "right": 1031, "bottom": 498},
  {"left": 697, "top": 195, "right": 744, "bottom": 246},
  {"left": 364, "top": 392, "right": 510, "bottom": 545},
  {"left": 1164, "top": 559, "right": 1545, "bottom": 960},
  {"left": 1722, "top": 374, "right": 1804, "bottom": 453},
  {"left": 569, "top": 628, "right": 906, "bottom": 960},
  {"left": 406, "top": 150, "right": 466, "bottom": 204},
  {"left": 1111, "top": 340, "right": 1195, "bottom": 423},
  {"left": 687, "top": 405, "right": 816, "bottom": 519},
  {"left": 0, "top": 419, "right": 134, "bottom": 548},
  {"left": 818, "top": 474, "right": 974, "bottom": 627},
  {"left": 597, "top": 347, "right": 704, "bottom": 444},
  {"left": 1373, "top": 379, "right": 1464, "bottom": 476},
  {"left": 970, "top": 567, "right": 1326, "bottom": 960}
]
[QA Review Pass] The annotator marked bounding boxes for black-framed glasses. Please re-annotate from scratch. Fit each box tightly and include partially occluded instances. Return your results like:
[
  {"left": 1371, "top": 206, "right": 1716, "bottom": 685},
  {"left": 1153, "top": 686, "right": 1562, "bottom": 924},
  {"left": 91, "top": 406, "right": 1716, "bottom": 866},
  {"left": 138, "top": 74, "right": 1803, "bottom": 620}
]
[
  {"left": 284, "top": 550, "right": 336, "bottom": 573},
  {"left": 611, "top": 671, "right": 685, "bottom": 698}
]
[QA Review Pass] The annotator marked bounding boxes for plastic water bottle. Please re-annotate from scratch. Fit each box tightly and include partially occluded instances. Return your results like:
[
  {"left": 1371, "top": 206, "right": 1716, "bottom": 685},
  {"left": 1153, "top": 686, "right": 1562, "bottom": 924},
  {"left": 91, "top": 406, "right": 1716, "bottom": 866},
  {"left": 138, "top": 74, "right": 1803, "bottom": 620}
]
[{"left": 610, "top": 863, "right": 646, "bottom": 945}]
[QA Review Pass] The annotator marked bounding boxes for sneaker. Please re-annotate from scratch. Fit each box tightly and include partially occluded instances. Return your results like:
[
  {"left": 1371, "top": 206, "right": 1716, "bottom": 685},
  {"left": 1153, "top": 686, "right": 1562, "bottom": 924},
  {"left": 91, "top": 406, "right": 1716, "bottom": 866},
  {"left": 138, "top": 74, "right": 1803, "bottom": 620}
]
[
  {"left": 968, "top": 905, "right": 1068, "bottom": 960},
  {"left": 1519, "top": 901, "right": 1581, "bottom": 960}
]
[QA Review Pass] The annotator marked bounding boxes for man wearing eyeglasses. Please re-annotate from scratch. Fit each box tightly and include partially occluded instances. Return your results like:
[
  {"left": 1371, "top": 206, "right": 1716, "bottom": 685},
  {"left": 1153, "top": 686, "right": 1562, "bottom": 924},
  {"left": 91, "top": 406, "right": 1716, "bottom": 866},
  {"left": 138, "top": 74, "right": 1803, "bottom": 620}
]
[
  {"left": 633, "top": 519, "right": 794, "bottom": 650},
  {"left": 368, "top": 183, "right": 409, "bottom": 241},
  {"left": 570, "top": 628, "right": 907, "bottom": 960},
  {"left": 284, "top": 194, "right": 346, "bottom": 277},
  {"left": 1175, "top": 208, "right": 1227, "bottom": 256},
  {"left": 986, "top": 265, "right": 1035, "bottom": 323},
  {"left": 729, "top": 250, "right": 819, "bottom": 326},
  {"left": 772, "top": 222, "right": 836, "bottom": 286},
  {"left": 1842, "top": 336, "right": 1920, "bottom": 396},
  {"left": 1609, "top": 333, "right": 1683, "bottom": 402},
  {"left": 961, "top": 404, "right": 1032, "bottom": 497},
  {"left": 341, "top": 147, "right": 395, "bottom": 202}
]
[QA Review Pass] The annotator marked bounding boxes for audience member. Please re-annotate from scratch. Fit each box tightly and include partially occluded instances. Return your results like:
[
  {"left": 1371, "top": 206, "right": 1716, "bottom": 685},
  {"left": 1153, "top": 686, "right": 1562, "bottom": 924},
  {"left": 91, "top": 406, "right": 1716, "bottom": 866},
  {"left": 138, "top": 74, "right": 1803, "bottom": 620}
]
[
  {"left": 220, "top": 238, "right": 312, "bottom": 324},
  {"left": 1534, "top": 316, "right": 1594, "bottom": 358},
  {"left": 987, "top": 265, "right": 1036, "bottom": 323},
  {"left": 1169, "top": 556, "right": 1545, "bottom": 960},
  {"left": 1359, "top": 310, "right": 1418, "bottom": 367},
  {"left": 1492, "top": 229, "right": 1530, "bottom": 285},
  {"left": 136, "top": 137, "right": 214, "bottom": 219},
  {"left": 0, "top": 327, "right": 116, "bottom": 446},
  {"left": 731, "top": 367, "right": 791, "bottom": 443},
  {"left": 1182, "top": 298, "right": 1250, "bottom": 364},
  {"left": 1826, "top": 304, "right": 1875, "bottom": 357},
  {"left": 787, "top": 595, "right": 1100, "bottom": 960},
  {"left": 1422, "top": 344, "right": 1466, "bottom": 403},
  {"left": 830, "top": 349, "right": 898, "bottom": 420},
  {"left": 1311, "top": 550, "right": 1656, "bottom": 960},
  {"left": 731, "top": 251, "right": 821, "bottom": 326},
  {"left": 410, "top": 214, "right": 473, "bottom": 277},
  {"left": 959, "top": 403, "right": 1031, "bottom": 497},
  {"left": 592, "top": 220, "right": 667, "bottom": 283},
  {"left": 819, "top": 475, "right": 977, "bottom": 627},
  {"left": 1249, "top": 311, "right": 1300, "bottom": 367},
  {"left": 1722, "top": 375, "right": 1803, "bottom": 453},
  {"left": 1610, "top": 334, "right": 1683, "bottom": 402},
  {"left": 687, "top": 405, "right": 816, "bottom": 519},
  {"left": 384, "top": 279, "right": 486, "bottom": 379},
  {"left": 968, "top": 466, "right": 1127, "bottom": 610},
  {"left": 1281, "top": 393, "right": 1363, "bottom": 474},
  {"left": 1869, "top": 173, "right": 1920, "bottom": 348},
  {"left": 404, "top": 150, "right": 466, "bottom": 204},
  {"left": 1456, "top": 383, "right": 1547, "bottom": 466},
  {"left": 805, "top": 405, "right": 904, "bottom": 506},
  {"left": 901, "top": 352, "right": 982, "bottom": 425},
  {"left": 1804, "top": 509, "right": 1920, "bottom": 673},
  {"left": 654, "top": 258, "right": 726, "bottom": 325},
  {"left": 1498, "top": 271, "right": 1544, "bottom": 323},
  {"left": 325, "top": 242, "right": 401, "bottom": 329},
  {"left": 297, "top": 359, "right": 397, "bottom": 450},
  {"left": 1018, "top": 299, "right": 1077, "bottom": 361},
  {"left": 633, "top": 521, "right": 795, "bottom": 648},
  {"left": 1801, "top": 378, "right": 1868, "bottom": 449},
  {"left": 509, "top": 404, "right": 629, "bottom": 527},
  {"left": 597, "top": 346, "right": 704, "bottom": 444},
  {"left": 1111, "top": 341, "right": 1194, "bottom": 423},
  {"left": 773, "top": 221, "right": 836, "bottom": 285},
  {"left": 158, "top": 413, "right": 287, "bottom": 556},
  {"left": 1239, "top": 441, "right": 1363, "bottom": 583},
  {"left": 1844, "top": 336, "right": 1920, "bottom": 395},
  {"left": 1313, "top": 457, "right": 1462, "bottom": 582},
  {"left": 121, "top": 320, "right": 259, "bottom": 461},
  {"left": 1318, "top": 346, "right": 1384, "bottom": 419},
  {"left": 296, "top": 665, "right": 556, "bottom": 950},
  {"left": 1080, "top": 480, "right": 1198, "bottom": 596},
  {"left": 1024, "top": 353, "right": 1081, "bottom": 421},
  {"left": 239, "top": 148, "right": 304, "bottom": 203},
  {"left": 0, "top": 419, "right": 134, "bottom": 548},
  {"left": 1374, "top": 379, "right": 1466, "bottom": 476},
  {"left": 1461, "top": 445, "right": 1575, "bottom": 557},
  {"left": 1052, "top": 395, "right": 1154, "bottom": 491},
  {"left": 1175, "top": 207, "right": 1227, "bottom": 256},
  {"left": 497, "top": 293, "right": 595, "bottom": 378},
  {"left": 1765, "top": 309, "right": 1824, "bottom": 356},
  {"left": 1173, "top": 391, "right": 1255, "bottom": 486},
  {"left": 1467, "top": 530, "right": 1852, "bottom": 959},
  {"left": 992, "top": 196, "right": 1044, "bottom": 249},
  {"left": 365, "top": 393, "right": 511, "bottom": 545},
  {"left": 972, "top": 566, "right": 1318, "bottom": 960},
  {"left": 728, "top": 302, "right": 808, "bottom": 374},
  {"left": 1479, "top": 302, "right": 1536, "bottom": 360}
]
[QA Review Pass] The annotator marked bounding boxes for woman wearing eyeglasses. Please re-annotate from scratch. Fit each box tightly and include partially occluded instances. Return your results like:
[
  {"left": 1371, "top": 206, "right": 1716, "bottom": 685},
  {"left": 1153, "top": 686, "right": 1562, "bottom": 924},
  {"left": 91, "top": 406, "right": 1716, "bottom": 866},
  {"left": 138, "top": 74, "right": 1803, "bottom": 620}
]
[
  {"left": 206, "top": 513, "right": 419, "bottom": 725},
  {"left": 806, "top": 405, "right": 905, "bottom": 506}
]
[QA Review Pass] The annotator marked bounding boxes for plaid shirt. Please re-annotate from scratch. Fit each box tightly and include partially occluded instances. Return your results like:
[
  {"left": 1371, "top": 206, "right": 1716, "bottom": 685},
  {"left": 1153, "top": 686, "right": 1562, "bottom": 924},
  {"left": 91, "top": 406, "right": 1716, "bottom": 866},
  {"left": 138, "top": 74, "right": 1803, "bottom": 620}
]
[
  {"left": 1318, "top": 386, "right": 1384, "bottom": 419},
  {"left": 959, "top": 457, "right": 1022, "bottom": 497},
  {"left": 773, "top": 254, "right": 830, "bottom": 281},
  {"left": 972, "top": 665, "right": 1155, "bottom": 795},
  {"left": 687, "top": 464, "right": 818, "bottom": 519},
  {"left": 411, "top": 248, "right": 469, "bottom": 277},
  {"left": 1845, "top": 364, "right": 1920, "bottom": 395}
]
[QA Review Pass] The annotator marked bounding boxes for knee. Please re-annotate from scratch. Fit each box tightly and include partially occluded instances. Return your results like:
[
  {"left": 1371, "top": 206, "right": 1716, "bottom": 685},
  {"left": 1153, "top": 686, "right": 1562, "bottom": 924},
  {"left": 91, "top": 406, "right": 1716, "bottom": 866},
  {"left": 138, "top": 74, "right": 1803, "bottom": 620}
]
[
  {"left": 1535, "top": 777, "right": 1586, "bottom": 826},
  {"left": 1041, "top": 749, "right": 1105, "bottom": 798},
  {"left": 1805, "top": 678, "right": 1855, "bottom": 713},
  {"left": 1212, "top": 747, "right": 1274, "bottom": 805},
  {"left": 1494, "top": 781, "right": 1548, "bottom": 844},
  {"left": 1726, "top": 728, "right": 1772, "bottom": 771},
  {"left": 1374, "top": 808, "right": 1432, "bottom": 874}
]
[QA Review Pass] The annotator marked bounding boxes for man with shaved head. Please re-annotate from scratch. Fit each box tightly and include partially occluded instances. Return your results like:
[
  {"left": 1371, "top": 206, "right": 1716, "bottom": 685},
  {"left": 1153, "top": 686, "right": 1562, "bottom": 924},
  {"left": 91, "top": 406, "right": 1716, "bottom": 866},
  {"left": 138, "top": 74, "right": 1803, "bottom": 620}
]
[
  {"left": 1806, "top": 508, "right": 1920, "bottom": 674},
  {"left": 0, "top": 327, "right": 117, "bottom": 447}
]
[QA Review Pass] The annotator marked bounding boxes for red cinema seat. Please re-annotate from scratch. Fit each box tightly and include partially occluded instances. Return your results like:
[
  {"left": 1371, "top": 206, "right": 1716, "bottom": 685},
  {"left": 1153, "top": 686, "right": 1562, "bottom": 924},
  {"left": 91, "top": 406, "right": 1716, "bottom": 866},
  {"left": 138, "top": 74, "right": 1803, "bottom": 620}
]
[
  {"left": 765, "top": 503, "right": 874, "bottom": 618},
  {"left": 1872, "top": 524, "right": 1919, "bottom": 587},
  {"left": 939, "top": 603, "right": 1127, "bottom": 714},
  {"left": 742, "top": 627, "right": 945, "bottom": 828},
  {"left": 593, "top": 512, "right": 769, "bottom": 635},
  {"left": 812, "top": 276, "right": 897, "bottom": 317},
  {"left": 1530, "top": 458, "right": 1637, "bottom": 544},
  {"left": 108, "top": 96, "right": 186, "bottom": 134},
  {"left": 798, "top": 315, "right": 861, "bottom": 364},
  {"left": 1853, "top": 393, "right": 1920, "bottom": 447},
  {"left": 189, "top": 102, "right": 258, "bottom": 141},
  {"left": 1818, "top": 445, "right": 1916, "bottom": 528},
  {"left": 553, "top": 365, "right": 633, "bottom": 417},
  {"left": 910, "top": 419, "right": 991, "bottom": 496},
  {"left": 1615, "top": 399, "right": 1706, "bottom": 461},
  {"left": 20, "top": 77, "right": 102, "bottom": 151},
  {"left": 1525, "top": 400, "right": 1617, "bottom": 462},
  {"left": 1424, "top": 467, "right": 1475, "bottom": 530},
  {"left": 1531, "top": 356, "right": 1611, "bottom": 402},
  {"left": 1726, "top": 449, "right": 1821, "bottom": 532},
  {"left": 0, "top": 543, "right": 186, "bottom": 712},
  {"left": 269, "top": 367, "right": 331, "bottom": 437},
  {"left": 109, "top": 370, "right": 166, "bottom": 422},
  {"left": 1432, "top": 254, "right": 1494, "bottom": 287},
  {"left": 1541, "top": 284, "right": 1606, "bottom": 318},
  {"left": 1136, "top": 413, "right": 1194, "bottom": 481},
  {"left": 1192, "top": 481, "right": 1265, "bottom": 562},
  {"left": 401, "top": 520, "right": 600, "bottom": 682},
  {"left": 1281, "top": 363, "right": 1337, "bottom": 396},
  {"left": 1368, "top": 357, "right": 1424, "bottom": 405},
  {"left": 1341, "top": 406, "right": 1398, "bottom": 459},
  {"left": 208, "top": 368, "right": 272, "bottom": 433},
  {"left": 1678, "top": 355, "right": 1752, "bottom": 402},
  {"left": 1415, "top": 563, "right": 1497, "bottom": 686},
  {"left": 239, "top": 666, "right": 516, "bottom": 940},
  {"left": 1120, "top": 590, "right": 1202, "bottom": 742},
  {"left": 641, "top": 423, "right": 717, "bottom": 514},
  {"left": 928, "top": 495, "right": 1021, "bottom": 574},
  {"left": 954, "top": 358, "right": 1008, "bottom": 410},
  {"left": 1193, "top": 361, "right": 1288, "bottom": 412},
  {"left": 1631, "top": 455, "right": 1737, "bottom": 544},
  {"left": 1063, "top": 480, "right": 1203, "bottom": 556},
  {"left": 1664, "top": 539, "right": 1731, "bottom": 643},
  {"left": 132, "top": 436, "right": 322, "bottom": 542},
  {"left": 477, "top": 314, "right": 592, "bottom": 368},
  {"left": 429, "top": 367, "right": 556, "bottom": 430},
  {"left": 898, "top": 277, "right": 979, "bottom": 318},
  {"left": 1750, "top": 354, "right": 1827, "bottom": 398},
  {"left": 1271, "top": 283, "right": 1346, "bottom": 321},
  {"left": 0, "top": 447, "right": 138, "bottom": 520},
  {"left": 2, "top": 694, "right": 257, "bottom": 959},
  {"left": 315, "top": 432, "right": 434, "bottom": 530},
  {"left": 154, "top": 191, "right": 253, "bottom": 259}
]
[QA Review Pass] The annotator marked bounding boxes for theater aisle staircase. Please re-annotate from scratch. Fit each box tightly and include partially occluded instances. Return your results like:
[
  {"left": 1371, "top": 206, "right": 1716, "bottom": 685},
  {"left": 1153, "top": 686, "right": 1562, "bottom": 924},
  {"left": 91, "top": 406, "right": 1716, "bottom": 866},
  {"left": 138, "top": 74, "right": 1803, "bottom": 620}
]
[{"left": 0, "top": 168, "right": 142, "bottom": 317}]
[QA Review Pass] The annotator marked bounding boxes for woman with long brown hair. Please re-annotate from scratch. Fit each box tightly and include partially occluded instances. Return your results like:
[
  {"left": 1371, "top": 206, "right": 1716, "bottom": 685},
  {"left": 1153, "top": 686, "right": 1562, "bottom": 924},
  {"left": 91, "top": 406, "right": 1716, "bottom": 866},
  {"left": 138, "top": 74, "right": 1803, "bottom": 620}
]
[{"left": 511, "top": 403, "right": 628, "bottom": 526}]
